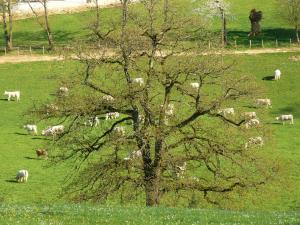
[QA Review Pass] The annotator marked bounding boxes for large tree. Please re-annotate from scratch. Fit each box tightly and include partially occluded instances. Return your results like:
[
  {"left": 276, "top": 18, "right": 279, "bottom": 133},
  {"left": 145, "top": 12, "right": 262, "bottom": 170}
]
[
  {"left": 33, "top": 0, "right": 276, "bottom": 207},
  {"left": 1, "top": 0, "right": 13, "bottom": 51},
  {"left": 277, "top": 0, "right": 300, "bottom": 43},
  {"left": 27, "top": 0, "right": 54, "bottom": 49},
  {"left": 248, "top": 9, "right": 263, "bottom": 37}
]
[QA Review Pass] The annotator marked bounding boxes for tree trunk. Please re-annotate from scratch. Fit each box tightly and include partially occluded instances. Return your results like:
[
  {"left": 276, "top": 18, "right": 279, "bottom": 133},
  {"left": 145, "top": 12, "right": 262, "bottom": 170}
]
[
  {"left": 296, "top": 25, "right": 300, "bottom": 44},
  {"left": 43, "top": 0, "right": 54, "bottom": 49},
  {"left": 221, "top": 9, "right": 227, "bottom": 46},
  {"left": 144, "top": 165, "right": 160, "bottom": 206},
  {"left": 2, "top": 0, "right": 13, "bottom": 51}
]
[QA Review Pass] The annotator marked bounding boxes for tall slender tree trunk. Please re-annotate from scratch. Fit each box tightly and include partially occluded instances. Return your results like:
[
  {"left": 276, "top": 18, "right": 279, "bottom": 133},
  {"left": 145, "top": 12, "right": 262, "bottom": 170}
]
[
  {"left": 144, "top": 162, "right": 161, "bottom": 206},
  {"left": 42, "top": 0, "right": 54, "bottom": 49},
  {"left": 2, "top": 0, "right": 13, "bottom": 51},
  {"left": 221, "top": 9, "right": 227, "bottom": 46}
]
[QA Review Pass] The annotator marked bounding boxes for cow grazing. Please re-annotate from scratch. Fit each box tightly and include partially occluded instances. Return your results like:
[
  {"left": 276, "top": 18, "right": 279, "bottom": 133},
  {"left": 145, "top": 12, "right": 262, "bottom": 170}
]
[
  {"left": 36, "top": 149, "right": 48, "bottom": 158},
  {"left": 161, "top": 104, "right": 174, "bottom": 116},
  {"left": 245, "top": 136, "right": 264, "bottom": 149},
  {"left": 4, "top": 91, "right": 20, "bottom": 101},
  {"left": 274, "top": 69, "right": 281, "bottom": 81},
  {"left": 42, "top": 125, "right": 64, "bottom": 137},
  {"left": 276, "top": 114, "right": 294, "bottom": 125},
  {"left": 132, "top": 78, "right": 144, "bottom": 86},
  {"left": 105, "top": 112, "right": 120, "bottom": 120},
  {"left": 16, "top": 170, "right": 29, "bottom": 183},
  {"left": 23, "top": 124, "right": 38, "bottom": 135},
  {"left": 190, "top": 82, "right": 200, "bottom": 89},
  {"left": 256, "top": 99, "right": 271, "bottom": 108},
  {"left": 86, "top": 116, "right": 100, "bottom": 127},
  {"left": 102, "top": 95, "right": 115, "bottom": 102},
  {"left": 218, "top": 108, "right": 235, "bottom": 116},
  {"left": 245, "top": 118, "right": 260, "bottom": 129},
  {"left": 58, "top": 87, "right": 69, "bottom": 96},
  {"left": 243, "top": 111, "right": 257, "bottom": 119},
  {"left": 175, "top": 162, "right": 187, "bottom": 178}
]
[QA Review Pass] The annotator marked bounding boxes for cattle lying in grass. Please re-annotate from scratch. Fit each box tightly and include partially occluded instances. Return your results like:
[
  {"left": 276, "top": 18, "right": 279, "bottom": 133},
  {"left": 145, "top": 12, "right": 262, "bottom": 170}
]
[
  {"left": 16, "top": 170, "right": 29, "bottom": 183},
  {"left": 274, "top": 69, "right": 281, "bottom": 80},
  {"left": 114, "top": 126, "right": 125, "bottom": 135},
  {"left": 46, "top": 104, "right": 59, "bottom": 115},
  {"left": 124, "top": 150, "right": 142, "bottom": 160},
  {"left": 218, "top": 108, "right": 235, "bottom": 116},
  {"left": 175, "top": 162, "right": 187, "bottom": 178},
  {"left": 132, "top": 78, "right": 144, "bottom": 86},
  {"left": 4, "top": 91, "right": 20, "bottom": 101},
  {"left": 190, "top": 82, "right": 200, "bottom": 89},
  {"left": 105, "top": 112, "right": 120, "bottom": 120},
  {"left": 245, "top": 118, "right": 260, "bottom": 129},
  {"left": 243, "top": 111, "right": 257, "bottom": 119},
  {"left": 256, "top": 99, "right": 271, "bottom": 108},
  {"left": 42, "top": 125, "right": 64, "bottom": 137},
  {"left": 245, "top": 136, "right": 264, "bottom": 149},
  {"left": 23, "top": 124, "right": 38, "bottom": 135},
  {"left": 36, "top": 149, "right": 48, "bottom": 158},
  {"left": 276, "top": 114, "right": 294, "bottom": 125},
  {"left": 102, "top": 95, "right": 115, "bottom": 101}
]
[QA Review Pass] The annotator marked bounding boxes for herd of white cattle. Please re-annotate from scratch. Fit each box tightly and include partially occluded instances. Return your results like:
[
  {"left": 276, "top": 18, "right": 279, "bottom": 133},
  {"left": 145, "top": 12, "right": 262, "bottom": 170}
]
[{"left": 4, "top": 70, "right": 295, "bottom": 183}]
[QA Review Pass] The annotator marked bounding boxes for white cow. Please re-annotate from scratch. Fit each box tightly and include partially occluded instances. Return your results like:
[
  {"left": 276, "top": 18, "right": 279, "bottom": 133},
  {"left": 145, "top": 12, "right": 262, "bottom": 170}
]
[
  {"left": 243, "top": 111, "right": 257, "bottom": 119},
  {"left": 16, "top": 170, "right": 29, "bottom": 183},
  {"left": 105, "top": 112, "right": 120, "bottom": 120},
  {"left": 86, "top": 116, "right": 100, "bottom": 127},
  {"left": 175, "top": 162, "right": 187, "bottom": 178},
  {"left": 42, "top": 125, "right": 64, "bottom": 137},
  {"left": 276, "top": 114, "right": 294, "bottom": 125},
  {"left": 4, "top": 91, "right": 20, "bottom": 101},
  {"left": 190, "top": 82, "right": 200, "bottom": 89},
  {"left": 218, "top": 108, "right": 235, "bottom": 116},
  {"left": 59, "top": 87, "right": 69, "bottom": 95},
  {"left": 114, "top": 126, "right": 125, "bottom": 135},
  {"left": 124, "top": 150, "right": 142, "bottom": 160},
  {"left": 256, "top": 99, "right": 272, "bottom": 108},
  {"left": 132, "top": 78, "right": 144, "bottom": 86},
  {"left": 102, "top": 95, "right": 115, "bottom": 101},
  {"left": 23, "top": 124, "right": 38, "bottom": 135},
  {"left": 161, "top": 104, "right": 174, "bottom": 116},
  {"left": 274, "top": 69, "right": 281, "bottom": 81},
  {"left": 245, "top": 118, "right": 260, "bottom": 129},
  {"left": 245, "top": 137, "right": 264, "bottom": 149}
]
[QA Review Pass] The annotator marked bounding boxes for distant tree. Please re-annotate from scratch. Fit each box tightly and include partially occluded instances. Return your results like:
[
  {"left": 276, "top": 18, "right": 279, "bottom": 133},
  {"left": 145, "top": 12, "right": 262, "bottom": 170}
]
[
  {"left": 248, "top": 9, "right": 263, "bottom": 37},
  {"left": 1, "top": 0, "right": 13, "bottom": 51},
  {"left": 32, "top": 0, "right": 277, "bottom": 207},
  {"left": 27, "top": 0, "right": 54, "bottom": 49},
  {"left": 194, "top": 0, "right": 232, "bottom": 46},
  {"left": 277, "top": 0, "right": 300, "bottom": 43}
]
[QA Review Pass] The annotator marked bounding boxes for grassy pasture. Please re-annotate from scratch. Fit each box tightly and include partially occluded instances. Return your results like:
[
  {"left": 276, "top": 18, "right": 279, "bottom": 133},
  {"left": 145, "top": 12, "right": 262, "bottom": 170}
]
[
  {"left": 0, "top": 204, "right": 299, "bottom": 225},
  {"left": 0, "top": 0, "right": 298, "bottom": 50},
  {"left": 0, "top": 52, "right": 299, "bottom": 223}
]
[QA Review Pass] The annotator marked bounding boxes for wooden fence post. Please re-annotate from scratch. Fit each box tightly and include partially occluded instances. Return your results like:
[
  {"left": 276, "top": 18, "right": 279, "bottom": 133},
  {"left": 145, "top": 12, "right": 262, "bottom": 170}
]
[
  {"left": 4, "top": 48, "right": 6, "bottom": 56},
  {"left": 42, "top": 46, "right": 45, "bottom": 55},
  {"left": 290, "top": 38, "right": 292, "bottom": 47},
  {"left": 234, "top": 40, "right": 237, "bottom": 49},
  {"left": 249, "top": 40, "right": 252, "bottom": 48},
  {"left": 208, "top": 40, "right": 211, "bottom": 49},
  {"left": 17, "top": 47, "right": 20, "bottom": 55},
  {"left": 276, "top": 39, "right": 278, "bottom": 48},
  {"left": 29, "top": 46, "right": 32, "bottom": 55},
  {"left": 261, "top": 39, "right": 264, "bottom": 48}
]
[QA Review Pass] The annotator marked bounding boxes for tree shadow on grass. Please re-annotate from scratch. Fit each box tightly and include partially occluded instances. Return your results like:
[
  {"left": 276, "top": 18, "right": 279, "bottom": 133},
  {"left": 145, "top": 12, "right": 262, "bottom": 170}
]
[
  {"left": 273, "top": 105, "right": 300, "bottom": 118},
  {"left": 0, "top": 98, "right": 8, "bottom": 101},
  {"left": 31, "top": 137, "right": 45, "bottom": 140}
]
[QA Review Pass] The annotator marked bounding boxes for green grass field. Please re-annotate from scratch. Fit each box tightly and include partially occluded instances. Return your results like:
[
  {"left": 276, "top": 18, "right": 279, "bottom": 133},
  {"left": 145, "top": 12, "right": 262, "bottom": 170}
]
[
  {"left": 0, "top": 52, "right": 299, "bottom": 223},
  {"left": 0, "top": 0, "right": 298, "bottom": 50}
]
